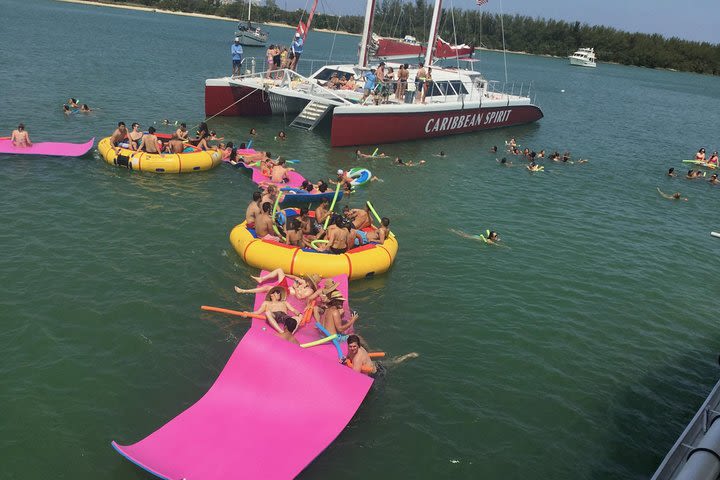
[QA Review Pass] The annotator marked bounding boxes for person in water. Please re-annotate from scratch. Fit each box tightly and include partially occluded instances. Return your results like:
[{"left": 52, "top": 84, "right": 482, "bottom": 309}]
[
  {"left": 11, "top": 123, "right": 32, "bottom": 147},
  {"left": 346, "top": 334, "right": 377, "bottom": 376},
  {"left": 433, "top": 151, "right": 447, "bottom": 157},
  {"left": 498, "top": 157, "right": 513, "bottom": 167},
  {"left": 657, "top": 187, "right": 688, "bottom": 201},
  {"left": 709, "top": 174, "right": 720, "bottom": 185},
  {"left": 276, "top": 130, "right": 287, "bottom": 141},
  {"left": 249, "top": 127, "right": 257, "bottom": 136},
  {"left": 62, "top": 104, "right": 74, "bottom": 114},
  {"left": 79, "top": 104, "right": 92, "bottom": 112},
  {"left": 708, "top": 151, "right": 719, "bottom": 165},
  {"left": 450, "top": 228, "right": 504, "bottom": 246},
  {"left": 667, "top": 167, "right": 676, "bottom": 177},
  {"left": 527, "top": 161, "right": 542, "bottom": 171},
  {"left": 490, "top": 145, "right": 498, "bottom": 153},
  {"left": 68, "top": 98, "right": 79, "bottom": 109},
  {"left": 393, "top": 156, "right": 425, "bottom": 167},
  {"left": 695, "top": 148, "right": 707, "bottom": 162},
  {"left": 356, "top": 149, "right": 387, "bottom": 158}
]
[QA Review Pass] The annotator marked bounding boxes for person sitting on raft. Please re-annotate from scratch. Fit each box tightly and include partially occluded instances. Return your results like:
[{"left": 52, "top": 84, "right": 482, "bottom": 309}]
[
  {"left": 188, "top": 122, "right": 210, "bottom": 150},
  {"left": 254, "top": 202, "right": 279, "bottom": 240},
  {"left": 11, "top": 123, "right": 32, "bottom": 148},
  {"left": 127, "top": 122, "right": 143, "bottom": 150},
  {"left": 260, "top": 184, "right": 282, "bottom": 207},
  {"left": 139, "top": 126, "right": 161, "bottom": 154},
  {"left": 175, "top": 122, "right": 189, "bottom": 141},
  {"left": 708, "top": 151, "right": 719, "bottom": 165},
  {"left": 321, "top": 216, "right": 353, "bottom": 254},
  {"left": 314, "top": 198, "right": 331, "bottom": 228},
  {"left": 271, "top": 158, "right": 293, "bottom": 183},
  {"left": 321, "top": 291, "right": 359, "bottom": 336},
  {"left": 695, "top": 148, "right": 707, "bottom": 162},
  {"left": 344, "top": 204, "right": 372, "bottom": 229},
  {"left": 235, "top": 270, "right": 320, "bottom": 301},
  {"left": 285, "top": 218, "right": 304, "bottom": 246},
  {"left": 252, "top": 286, "right": 302, "bottom": 334},
  {"left": 345, "top": 334, "right": 377, "bottom": 376},
  {"left": 109, "top": 121, "right": 128, "bottom": 147},
  {"left": 166, "top": 133, "right": 185, "bottom": 154},
  {"left": 245, "top": 191, "right": 262, "bottom": 228},
  {"left": 365, "top": 217, "right": 390, "bottom": 244}
]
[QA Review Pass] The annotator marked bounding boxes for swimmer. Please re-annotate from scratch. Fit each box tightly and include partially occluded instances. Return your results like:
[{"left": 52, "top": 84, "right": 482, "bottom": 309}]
[
  {"left": 275, "top": 130, "right": 287, "bottom": 141},
  {"left": 709, "top": 152, "right": 719, "bottom": 165},
  {"left": 450, "top": 228, "right": 507, "bottom": 247},
  {"left": 667, "top": 167, "right": 676, "bottom": 177},
  {"left": 68, "top": 98, "right": 79, "bottom": 109},
  {"left": 490, "top": 145, "right": 498, "bottom": 153},
  {"left": 657, "top": 187, "right": 688, "bottom": 201},
  {"left": 393, "top": 156, "right": 425, "bottom": 167},
  {"left": 356, "top": 148, "right": 387, "bottom": 158},
  {"left": 79, "top": 104, "right": 92, "bottom": 112},
  {"left": 208, "top": 130, "right": 224, "bottom": 141},
  {"left": 710, "top": 174, "right": 720, "bottom": 185},
  {"left": 527, "top": 161, "right": 543, "bottom": 172},
  {"left": 249, "top": 127, "right": 257, "bottom": 136},
  {"left": 62, "top": 104, "right": 74, "bottom": 115},
  {"left": 345, "top": 334, "right": 376, "bottom": 375},
  {"left": 497, "top": 157, "right": 513, "bottom": 167},
  {"left": 433, "top": 151, "right": 447, "bottom": 157},
  {"left": 10, "top": 123, "right": 32, "bottom": 147},
  {"left": 505, "top": 138, "right": 517, "bottom": 149}
]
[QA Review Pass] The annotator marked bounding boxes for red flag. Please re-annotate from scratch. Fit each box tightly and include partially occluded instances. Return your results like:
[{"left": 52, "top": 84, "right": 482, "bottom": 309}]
[{"left": 476, "top": 0, "right": 488, "bottom": 6}]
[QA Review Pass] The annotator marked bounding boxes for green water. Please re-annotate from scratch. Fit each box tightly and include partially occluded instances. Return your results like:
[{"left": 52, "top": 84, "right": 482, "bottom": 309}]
[{"left": 2, "top": 1, "right": 720, "bottom": 479}]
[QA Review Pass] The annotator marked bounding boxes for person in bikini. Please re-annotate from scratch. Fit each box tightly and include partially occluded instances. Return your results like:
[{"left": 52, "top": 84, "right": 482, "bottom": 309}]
[
  {"left": 695, "top": 148, "right": 707, "bottom": 162},
  {"left": 245, "top": 191, "right": 262, "bottom": 228},
  {"left": 285, "top": 218, "right": 304, "bottom": 246},
  {"left": 325, "top": 216, "right": 352, "bottom": 254},
  {"left": 252, "top": 286, "right": 301, "bottom": 334},
  {"left": 11, "top": 123, "right": 32, "bottom": 148}
]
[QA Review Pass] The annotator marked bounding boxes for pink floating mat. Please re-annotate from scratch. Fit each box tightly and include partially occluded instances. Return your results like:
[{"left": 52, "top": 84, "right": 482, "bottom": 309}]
[
  {"left": 0, "top": 138, "right": 94, "bottom": 157},
  {"left": 241, "top": 163, "right": 307, "bottom": 189},
  {"left": 112, "top": 273, "right": 372, "bottom": 479}
]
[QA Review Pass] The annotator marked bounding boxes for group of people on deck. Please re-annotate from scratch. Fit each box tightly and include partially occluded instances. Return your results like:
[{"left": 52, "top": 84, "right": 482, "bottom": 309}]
[
  {"left": 235, "top": 269, "right": 379, "bottom": 376},
  {"left": 109, "top": 121, "right": 221, "bottom": 154},
  {"left": 359, "top": 61, "right": 433, "bottom": 105},
  {"left": 245, "top": 190, "right": 391, "bottom": 252}
]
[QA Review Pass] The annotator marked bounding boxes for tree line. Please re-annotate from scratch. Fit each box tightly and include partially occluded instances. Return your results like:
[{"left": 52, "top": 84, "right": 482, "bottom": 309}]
[{"left": 108, "top": 0, "right": 720, "bottom": 75}]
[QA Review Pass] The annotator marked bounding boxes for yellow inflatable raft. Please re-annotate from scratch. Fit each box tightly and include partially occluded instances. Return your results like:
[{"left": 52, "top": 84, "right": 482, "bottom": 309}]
[
  {"left": 230, "top": 221, "right": 399, "bottom": 280},
  {"left": 97, "top": 136, "right": 222, "bottom": 173}
]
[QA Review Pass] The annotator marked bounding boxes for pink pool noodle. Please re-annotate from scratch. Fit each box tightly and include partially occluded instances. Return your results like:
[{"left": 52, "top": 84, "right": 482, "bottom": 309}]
[
  {"left": 112, "top": 273, "right": 371, "bottom": 479},
  {"left": 0, "top": 138, "right": 94, "bottom": 157}
]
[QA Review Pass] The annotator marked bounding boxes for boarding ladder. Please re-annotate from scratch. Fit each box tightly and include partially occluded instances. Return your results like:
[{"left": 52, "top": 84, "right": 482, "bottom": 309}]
[{"left": 289, "top": 101, "right": 334, "bottom": 131}]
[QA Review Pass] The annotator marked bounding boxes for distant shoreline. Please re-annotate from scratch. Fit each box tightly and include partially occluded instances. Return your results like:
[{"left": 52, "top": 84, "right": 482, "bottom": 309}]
[{"left": 56, "top": 0, "right": 360, "bottom": 36}]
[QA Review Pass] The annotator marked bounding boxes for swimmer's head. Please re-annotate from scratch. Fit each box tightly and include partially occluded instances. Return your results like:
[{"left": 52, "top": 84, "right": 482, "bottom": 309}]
[
  {"left": 688, "top": 170, "right": 694, "bottom": 176},
  {"left": 673, "top": 192, "right": 681, "bottom": 199},
  {"left": 381, "top": 217, "right": 390, "bottom": 227},
  {"left": 337, "top": 169, "right": 344, "bottom": 176},
  {"left": 668, "top": 167, "right": 674, "bottom": 174},
  {"left": 488, "top": 231, "right": 498, "bottom": 240},
  {"left": 261, "top": 202, "right": 272, "bottom": 213},
  {"left": 252, "top": 191, "right": 261, "bottom": 201},
  {"left": 148, "top": 126, "right": 156, "bottom": 134},
  {"left": 501, "top": 158, "right": 507, "bottom": 164},
  {"left": 63, "top": 105, "right": 70, "bottom": 111}
]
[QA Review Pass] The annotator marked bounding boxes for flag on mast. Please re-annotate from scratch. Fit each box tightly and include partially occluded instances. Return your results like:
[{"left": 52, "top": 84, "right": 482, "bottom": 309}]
[{"left": 476, "top": 0, "right": 489, "bottom": 6}]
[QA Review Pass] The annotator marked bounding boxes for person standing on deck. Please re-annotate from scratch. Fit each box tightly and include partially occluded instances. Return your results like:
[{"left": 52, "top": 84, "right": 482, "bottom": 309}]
[
  {"left": 290, "top": 33, "right": 303, "bottom": 71},
  {"left": 231, "top": 37, "right": 243, "bottom": 77}
]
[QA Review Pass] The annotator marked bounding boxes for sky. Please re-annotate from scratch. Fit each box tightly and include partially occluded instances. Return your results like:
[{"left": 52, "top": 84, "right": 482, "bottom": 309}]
[{"left": 276, "top": 0, "right": 720, "bottom": 45}]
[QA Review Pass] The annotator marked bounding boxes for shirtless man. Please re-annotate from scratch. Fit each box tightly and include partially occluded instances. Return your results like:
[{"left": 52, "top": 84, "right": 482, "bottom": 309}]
[
  {"left": 127, "top": 123, "right": 143, "bottom": 150},
  {"left": 285, "top": 218, "right": 304, "bottom": 246},
  {"left": 252, "top": 286, "right": 301, "bottom": 334},
  {"left": 326, "top": 216, "right": 352, "bottom": 254},
  {"left": 321, "top": 293, "right": 359, "bottom": 335},
  {"left": 254, "top": 202, "right": 277, "bottom": 238},
  {"left": 296, "top": 208, "right": 315, "bottom": 237},
  {"left": 270, "top": 158, "right": 292, "bottom": 183},
  {"left": 710, "top": 174, "right": 720, "bottom": 185},
  {"left": 167, "top": 134, "right": 185, "bottom": 154},
  {"left": 139, "top": 126, "right": 161, "bottom": 154},
  {"left": 365, "top": 217, "right": 390, "bottom": 244},
  {"left": 333, "top": 169, "right": 354, "bottom": 193},
  {"left": 109, "top": 122, "right": 128, "bottom": 147},
  {"left": 11, "top": 124, "right": 32, "bottom": 148},
  {"left": 245, "top": 191, "right": 262, "bottom": 228},
  {"left": 346, "top": 334, "right": 376, "bottom": 375},
  {"left": 260, "top": 184, "right": 280, "bottom": 207},
  {"left": 314, "top": 198, "right": 330, "bottom": 229},
  {"left": 415, "top": 62, "right": 427, "bottom": 103},
  {"left": 346, "top": 205, "right": 372, "bottom": 229}
]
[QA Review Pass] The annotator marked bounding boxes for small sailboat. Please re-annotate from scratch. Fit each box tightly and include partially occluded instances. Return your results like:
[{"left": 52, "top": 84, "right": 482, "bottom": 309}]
[{"left": 236, "top": 1, "right": 268, "bottom": 47}]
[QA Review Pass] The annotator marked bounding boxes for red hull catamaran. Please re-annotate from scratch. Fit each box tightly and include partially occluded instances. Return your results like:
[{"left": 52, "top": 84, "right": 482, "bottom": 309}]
[
  {"left": 370, "top": 34, "right": 474, "bottom": 61},
  {"left": 204, "top": 0, "right": 542, "bottom": 147}
]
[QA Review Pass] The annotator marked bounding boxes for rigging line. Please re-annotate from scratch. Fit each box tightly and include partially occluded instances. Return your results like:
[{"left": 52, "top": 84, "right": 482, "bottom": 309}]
[
  {"left": 328, "top": 13, "right": 341, "bottom": 62},
  {"left": 390, "top": 3, "right": 403, "bottom": 39},
  {"left": 499, "top": 0, "right": 508, "bottom": 83},
  {"left": 449, "top": 0, "right": 461, "bottom": 73}
]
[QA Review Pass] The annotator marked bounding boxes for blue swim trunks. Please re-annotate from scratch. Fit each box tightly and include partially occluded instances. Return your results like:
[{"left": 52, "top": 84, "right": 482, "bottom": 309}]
[{"left": 354, "top": 230, "right": 368, "bottom": 246}]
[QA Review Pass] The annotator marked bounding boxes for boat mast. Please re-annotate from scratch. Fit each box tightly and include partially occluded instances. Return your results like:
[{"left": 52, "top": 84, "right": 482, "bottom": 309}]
[
  {"left": 424, "top": 0, "right": 443, "bottom": 67},
  {"left": 247, "top": 0, "right": 251, "bottom": 22},
  {"left": 358, "top": 0, "right": 377, "bottom": 68}
]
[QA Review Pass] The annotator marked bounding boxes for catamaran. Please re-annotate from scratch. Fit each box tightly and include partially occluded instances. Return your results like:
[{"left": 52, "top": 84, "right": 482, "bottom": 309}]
[
  {"left": 369, "top": 33, "right": 474, "bottom": 61},
  {"left": 205, "top": 0, "right": 543, "bottom": 147}
]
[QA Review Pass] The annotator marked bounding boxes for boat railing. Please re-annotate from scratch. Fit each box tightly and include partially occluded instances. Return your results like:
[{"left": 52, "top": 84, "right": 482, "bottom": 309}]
[
  {"left": 237, "top": 57, "right": 334, "bottom": 79},
  {"left": 231, "top": 66, "right": 352, "bottom": 105}
]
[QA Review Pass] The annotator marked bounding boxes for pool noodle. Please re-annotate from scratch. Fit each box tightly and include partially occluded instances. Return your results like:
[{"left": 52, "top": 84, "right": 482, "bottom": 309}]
[
  {"left": 300, "top": 334, "right": 338, "bottom": 348},
  {"left": 316, "top": 321, "right": 344, "bottom": 360},
  {"left": 366, "top": 201, "right": 396, "bottom": 238},
  {"left": 200, "top": 305, "right": 265, "bottom": 320},
  {"left": 324, "top": 182, "right": 342, "bottom": 230}
]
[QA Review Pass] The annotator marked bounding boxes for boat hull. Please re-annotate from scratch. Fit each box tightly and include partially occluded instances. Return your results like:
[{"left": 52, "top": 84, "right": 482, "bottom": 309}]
[
  {"left": 569, "top": 58, "right": 596, "bottom": 67},
  {"left": 330, "top": 104, "right": 543, "bottom": 147},
  {"left": 205, "top": 80, "right": 307, "bottom": 117},
  {"left": 237, "top": 31, "right": 268, "bottom": 47}
]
